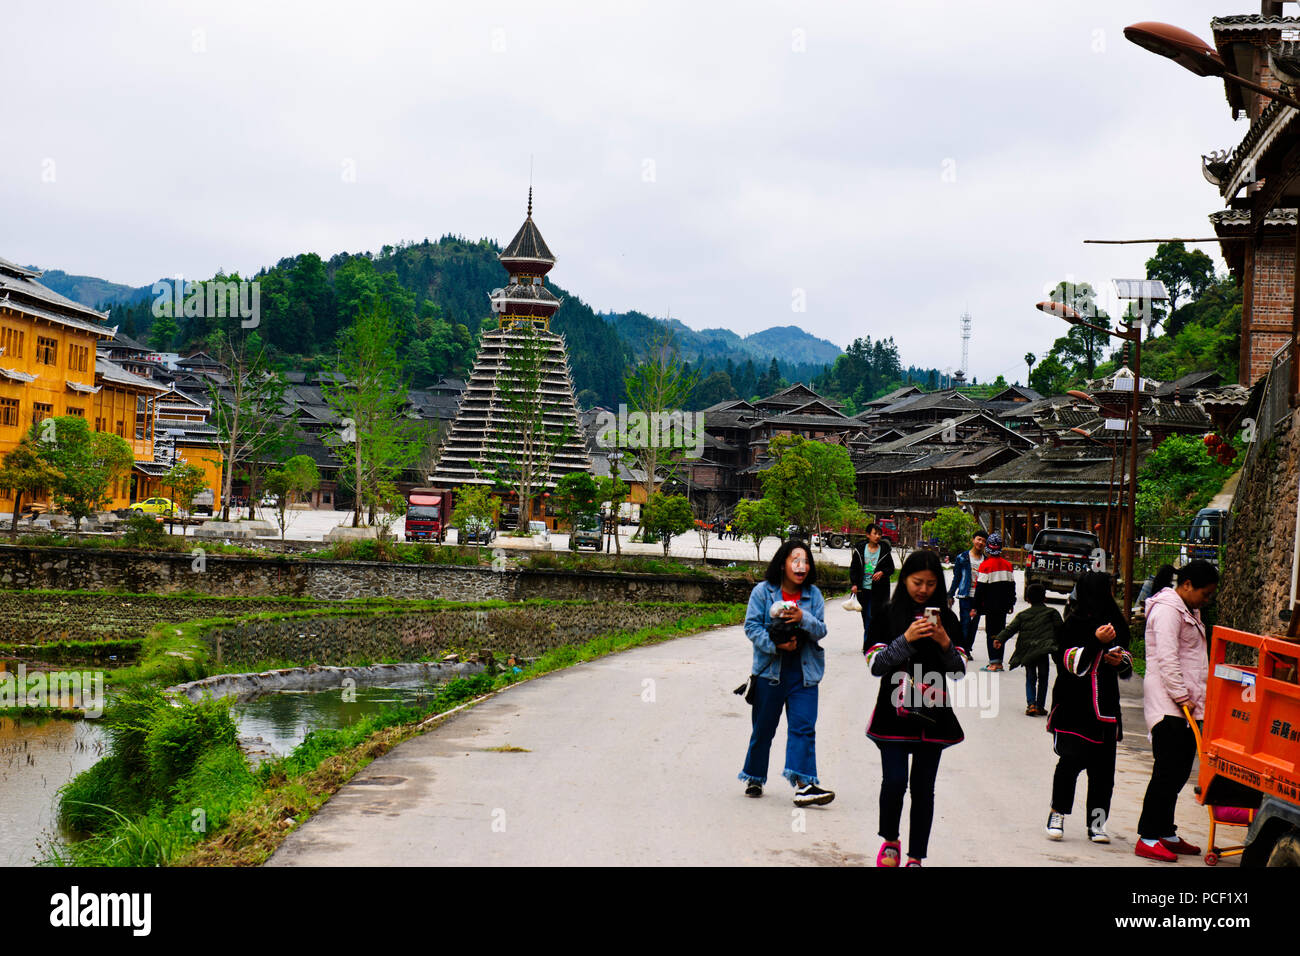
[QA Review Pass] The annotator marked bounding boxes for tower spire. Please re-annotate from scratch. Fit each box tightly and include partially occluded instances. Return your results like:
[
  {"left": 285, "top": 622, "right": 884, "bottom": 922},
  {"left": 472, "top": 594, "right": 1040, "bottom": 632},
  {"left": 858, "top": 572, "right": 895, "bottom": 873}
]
[{"left": 527, "top": 186, "right": 533, "bottom": 218}]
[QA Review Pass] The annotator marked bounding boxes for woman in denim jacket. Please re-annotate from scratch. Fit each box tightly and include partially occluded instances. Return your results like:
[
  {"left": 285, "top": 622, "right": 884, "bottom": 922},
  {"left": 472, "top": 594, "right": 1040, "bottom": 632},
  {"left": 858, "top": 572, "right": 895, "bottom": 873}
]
[{"left": 738, "top": 539, "right": 834, "bottom": 807}]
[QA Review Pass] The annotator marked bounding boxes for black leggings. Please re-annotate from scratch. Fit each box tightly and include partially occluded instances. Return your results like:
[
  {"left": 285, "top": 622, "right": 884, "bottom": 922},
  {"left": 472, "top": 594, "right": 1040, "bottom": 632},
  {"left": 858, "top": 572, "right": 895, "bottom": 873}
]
[
  {"left": 1051, "top": 735, "right": 1116, "bottom": 829},
  {"left": 878, "top": 742, "right": 943, "bottom": 860}
]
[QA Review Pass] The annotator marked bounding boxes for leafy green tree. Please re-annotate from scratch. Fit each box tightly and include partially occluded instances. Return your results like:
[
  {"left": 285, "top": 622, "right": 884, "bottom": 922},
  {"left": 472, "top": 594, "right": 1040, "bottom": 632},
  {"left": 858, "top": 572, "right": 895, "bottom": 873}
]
[
  {"left": 921, "top": 506, "right": 981, "bottom": 556},
  {"left": 593, "top": 471, "right": 630, "bottom": 556},
  {"left": 207, "top": 330, "right": 291, "bottom": 521},
  {"left": 689, "top": 370, "right": 738, "bottom": 409},
  {"left": 554, "top": 471, "right": 601, "bottom": 530},
  {"left": 263, "top": 454, "right": 321, "bottom": 546},
  {"left": 161, "top": 461, "right": 206, "bottom": 535},
  {"left": 758, "top": 435, "right": 857, "bottom": 547},
  {"left": 0, "top": 436, "right": 62, "bottom": 539},
  {"left": 641, "top": 492, "right": 694, "bottom": 557},
  {"left": 732, "top": 497, "right": 784, "bottom": 560},
  {"left": 1145, "top": 241, "right": 1216, "bottom": 320},
  {"left": 623, "top": 326, "right": 699, "bottom": 501},
  {"left": 323, "top": 302, "right": 422, "bottom": 527},
  {"left": 148, "top": 313, "right": 178, "bottom": 351},
  {"left": 1135, "top": 434, "right": 1239, "bottom": 532},
  {"left": 478, "top": 322, "right": 577, "bottom": 535},
  {"left": 1028, "top": 353, "right": 1074, "bottom": 396},
  {"left": 450, "top": 485, "right": 498, "bottom": 549},
  {"left": 36, "top": 417, "right": 134, "bottom": 531}
]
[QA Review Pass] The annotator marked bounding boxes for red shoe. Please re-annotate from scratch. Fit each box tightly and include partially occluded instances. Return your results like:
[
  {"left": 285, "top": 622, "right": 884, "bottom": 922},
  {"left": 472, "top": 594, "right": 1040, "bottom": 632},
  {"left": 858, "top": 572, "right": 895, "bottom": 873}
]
[
  {"left": 1160, "top": 836, "right": 1202, "bottom": 855},
  {"left": 1135, "top": 840, "right": 1179, "bottom": 862},
  {"left": 876, "top": 840, "right": 901, "bottom": 867}
]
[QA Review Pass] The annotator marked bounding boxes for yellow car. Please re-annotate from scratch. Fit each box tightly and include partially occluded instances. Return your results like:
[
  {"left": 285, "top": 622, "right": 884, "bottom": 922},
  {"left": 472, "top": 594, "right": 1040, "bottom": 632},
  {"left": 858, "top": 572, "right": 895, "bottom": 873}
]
[{"left": 129, "top": 497, "right": 176, "bottom": 516}]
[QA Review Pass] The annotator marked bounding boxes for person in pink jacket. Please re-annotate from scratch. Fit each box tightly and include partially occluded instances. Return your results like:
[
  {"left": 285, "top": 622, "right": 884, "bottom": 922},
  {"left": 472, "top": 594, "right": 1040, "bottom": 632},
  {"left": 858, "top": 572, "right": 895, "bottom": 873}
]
[{"left": 1134, "top": 560, "right": 1219, "bottom": 862}]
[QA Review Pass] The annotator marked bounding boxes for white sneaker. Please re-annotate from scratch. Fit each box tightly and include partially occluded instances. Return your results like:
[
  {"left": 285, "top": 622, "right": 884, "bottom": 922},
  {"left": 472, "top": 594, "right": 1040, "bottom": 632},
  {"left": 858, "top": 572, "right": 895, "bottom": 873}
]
[{"left": 1046, "top": 811, "right": 1065, "bottom": 841}]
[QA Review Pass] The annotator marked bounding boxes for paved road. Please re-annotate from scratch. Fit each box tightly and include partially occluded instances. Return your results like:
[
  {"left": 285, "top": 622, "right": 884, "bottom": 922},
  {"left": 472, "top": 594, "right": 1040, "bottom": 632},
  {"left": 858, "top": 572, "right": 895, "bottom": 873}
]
[{"left": 270, "top": 579, "right": 1225, "bottom": 867}]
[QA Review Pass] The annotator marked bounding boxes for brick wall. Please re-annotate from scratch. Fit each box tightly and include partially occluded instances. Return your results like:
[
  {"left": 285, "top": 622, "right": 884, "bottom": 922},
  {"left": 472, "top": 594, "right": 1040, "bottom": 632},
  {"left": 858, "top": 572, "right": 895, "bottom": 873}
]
[{"left": 1247, "top": 236, "right": 1296, "bottom": 384}]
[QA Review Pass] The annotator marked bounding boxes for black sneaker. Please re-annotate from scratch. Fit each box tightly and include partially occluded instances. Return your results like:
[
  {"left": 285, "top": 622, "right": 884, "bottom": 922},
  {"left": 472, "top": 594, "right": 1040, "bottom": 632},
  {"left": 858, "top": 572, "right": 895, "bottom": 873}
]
[
  {"left": 794, "top": 783, "right": 835, "bottom": 807},
  {"left": 745, "top": 781, "right": 763, "bottom": 797}
]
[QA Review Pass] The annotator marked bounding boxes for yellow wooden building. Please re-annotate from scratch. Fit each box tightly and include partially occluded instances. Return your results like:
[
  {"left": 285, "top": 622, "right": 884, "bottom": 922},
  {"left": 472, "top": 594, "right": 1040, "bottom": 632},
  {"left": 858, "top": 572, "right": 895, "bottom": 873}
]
[{"left": 0, "top": 257, "right": 221, "bottom": 514}]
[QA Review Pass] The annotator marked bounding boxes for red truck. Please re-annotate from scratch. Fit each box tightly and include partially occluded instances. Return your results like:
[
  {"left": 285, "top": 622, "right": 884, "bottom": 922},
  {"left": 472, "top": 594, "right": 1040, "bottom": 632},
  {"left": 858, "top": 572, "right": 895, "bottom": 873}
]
[
  {"left": 818, "top": 516, "right": 898, "bottom": 550},
  {"left": 404, "top": 487, "right": 453, "bottom": 543}
]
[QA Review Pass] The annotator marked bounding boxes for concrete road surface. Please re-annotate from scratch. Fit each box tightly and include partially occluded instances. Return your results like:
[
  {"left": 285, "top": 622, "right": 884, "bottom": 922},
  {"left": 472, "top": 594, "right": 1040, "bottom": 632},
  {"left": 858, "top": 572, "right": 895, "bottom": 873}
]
[{"left": 270, "top": 579, "right": 1225, "bottom": 867}]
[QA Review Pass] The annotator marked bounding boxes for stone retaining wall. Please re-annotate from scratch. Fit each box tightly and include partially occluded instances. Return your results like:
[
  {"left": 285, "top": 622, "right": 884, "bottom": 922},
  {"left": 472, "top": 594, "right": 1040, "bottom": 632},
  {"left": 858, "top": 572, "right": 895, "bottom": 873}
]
[
  {"left": 1221, "top": 406, "right": 1300, "bottom": 635},
  {"left": 202, "top": 603, "right": 716, "bottom": 666},
  {"left": 0, "top": 545, "right": 755, "bottom": 605}
]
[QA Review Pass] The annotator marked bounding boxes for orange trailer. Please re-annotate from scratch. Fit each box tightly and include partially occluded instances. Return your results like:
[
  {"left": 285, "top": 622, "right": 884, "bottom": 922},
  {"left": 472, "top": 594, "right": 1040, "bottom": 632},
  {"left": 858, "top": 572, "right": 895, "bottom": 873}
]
[{"left": 1195, "top": 626, "right": 1300, "bottom": 866}]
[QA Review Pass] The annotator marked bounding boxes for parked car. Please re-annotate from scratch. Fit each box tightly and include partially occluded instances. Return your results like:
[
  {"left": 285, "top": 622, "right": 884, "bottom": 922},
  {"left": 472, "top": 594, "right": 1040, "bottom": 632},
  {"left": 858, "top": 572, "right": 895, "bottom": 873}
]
[
  {"left": 129, "top": 497, "right": 176, "bottom": 517},
  {"left": 461, "top": 517, "right": 496, "bottom": 545},
  {"left": 528, "top": 520, "right": 550, "bottom": 542},
  {"left": 570, "top": 514, "right": 603, "bottom": 551},
  {"left": 1181, "top": 507, "right": 1226, "bottom": 565},
  {"left": 1024, "top": 528, "right": 1104, "bottom": 595}
]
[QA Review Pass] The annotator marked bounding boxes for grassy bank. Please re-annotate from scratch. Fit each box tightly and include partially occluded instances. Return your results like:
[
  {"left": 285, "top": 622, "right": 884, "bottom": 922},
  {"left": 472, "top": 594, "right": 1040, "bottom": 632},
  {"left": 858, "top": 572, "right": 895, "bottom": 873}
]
[{"left": 46, "top": 602, "right": 744, "bottom": 866}]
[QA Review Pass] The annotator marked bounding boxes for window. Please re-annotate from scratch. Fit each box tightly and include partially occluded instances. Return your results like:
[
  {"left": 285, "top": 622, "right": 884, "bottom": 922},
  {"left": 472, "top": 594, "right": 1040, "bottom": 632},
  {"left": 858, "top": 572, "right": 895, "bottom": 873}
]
[
  {"left": 66, "top": 406, "right": 84, "bottom": 417},
  {"left": 0, "top": 398, "right": 19, "bottom": 427},
  {"left": 32, "top": 402, "right": 53, "bottom": 426},
  {"left": 36, "top": 337, "right": 57, "bottom": 365},
  {"left": 0, "top": 327, "right": 23, "bottom": 359},
  {"left": 68, "top": 344, "right": 89, "bottom": 373},
  {"left": 115, "top": 420, "right": 125, "bottom": 437},
  {"left": 95, "top": 416, "right": 106, "bottom": 431}
]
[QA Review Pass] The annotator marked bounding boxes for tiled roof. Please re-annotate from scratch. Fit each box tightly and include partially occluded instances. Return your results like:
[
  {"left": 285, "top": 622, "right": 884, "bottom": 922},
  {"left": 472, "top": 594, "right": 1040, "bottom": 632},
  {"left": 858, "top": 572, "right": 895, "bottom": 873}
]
[
  {"left": 96, "top": 356, "right": 168, "bottom": 392},
  {"left": 500, "top": 216, "right": 555, "bottom": 264}
]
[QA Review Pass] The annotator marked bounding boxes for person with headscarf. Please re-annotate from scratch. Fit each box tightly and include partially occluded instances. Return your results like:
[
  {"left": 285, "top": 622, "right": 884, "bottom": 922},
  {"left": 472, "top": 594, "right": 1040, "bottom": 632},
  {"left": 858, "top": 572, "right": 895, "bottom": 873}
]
[{"left": 973, "top": 532, "right": 1016, "bottom": 671}]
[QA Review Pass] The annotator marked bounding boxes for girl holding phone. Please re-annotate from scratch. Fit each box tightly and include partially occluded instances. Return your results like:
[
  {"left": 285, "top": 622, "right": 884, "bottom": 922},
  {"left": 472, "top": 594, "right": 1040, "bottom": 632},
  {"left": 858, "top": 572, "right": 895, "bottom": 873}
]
[{"left": 864, "top": 550, "right": 966, "bottom": 866}]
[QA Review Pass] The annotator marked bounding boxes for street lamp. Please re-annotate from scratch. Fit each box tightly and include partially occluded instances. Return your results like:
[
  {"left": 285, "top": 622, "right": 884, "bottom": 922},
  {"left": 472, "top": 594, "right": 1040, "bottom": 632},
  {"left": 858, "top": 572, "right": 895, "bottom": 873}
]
[
  {"left": 1035, "top": 297, "right": 1152, "bottom": 619},
  {"left": 1124, "top": 21, "right": 1300, "bottom": 111}
]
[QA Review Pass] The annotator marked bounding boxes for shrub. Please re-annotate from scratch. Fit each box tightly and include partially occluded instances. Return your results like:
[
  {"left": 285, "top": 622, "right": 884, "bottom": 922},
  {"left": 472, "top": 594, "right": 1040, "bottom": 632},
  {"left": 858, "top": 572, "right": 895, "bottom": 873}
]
[{"left": 120, "top": 512, "right": 167, "bottom": 549}]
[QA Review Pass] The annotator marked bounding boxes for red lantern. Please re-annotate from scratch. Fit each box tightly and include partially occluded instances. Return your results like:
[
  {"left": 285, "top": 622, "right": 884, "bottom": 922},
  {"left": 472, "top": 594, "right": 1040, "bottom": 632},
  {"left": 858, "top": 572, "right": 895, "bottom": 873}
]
[
  {"left": 1206, "top": 433, "right": 1222, "bottom": 448},
  {"left": 1203, "top": 433, "right": 1215, "bottom": 446}
]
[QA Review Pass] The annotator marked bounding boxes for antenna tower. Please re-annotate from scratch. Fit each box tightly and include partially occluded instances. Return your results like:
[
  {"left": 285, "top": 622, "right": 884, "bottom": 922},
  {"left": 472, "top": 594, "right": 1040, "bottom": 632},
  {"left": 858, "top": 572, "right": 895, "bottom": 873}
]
[{"left": 959, "top": 310, "right": 972, "bottom": 378}]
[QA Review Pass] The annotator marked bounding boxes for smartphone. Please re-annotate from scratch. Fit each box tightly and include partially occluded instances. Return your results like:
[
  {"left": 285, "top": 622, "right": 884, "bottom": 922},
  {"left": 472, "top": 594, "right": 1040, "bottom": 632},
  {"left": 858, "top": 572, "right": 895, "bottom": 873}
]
[{"left": 922, "top": 607, "right": 941, "bottom": 628}]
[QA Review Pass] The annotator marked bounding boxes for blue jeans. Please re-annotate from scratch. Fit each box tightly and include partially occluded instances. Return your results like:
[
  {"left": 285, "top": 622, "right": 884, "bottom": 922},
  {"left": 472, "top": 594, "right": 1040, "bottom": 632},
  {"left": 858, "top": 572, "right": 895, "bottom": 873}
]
[
  {"left": 1025, "top": 657, "right": 1050, "bottom": 710},
  {"left": 739, "top": 656, "right": 819, "bottom": 787},
  {"left": 957, "top": 597, "right": 979, "bottom": 653}
]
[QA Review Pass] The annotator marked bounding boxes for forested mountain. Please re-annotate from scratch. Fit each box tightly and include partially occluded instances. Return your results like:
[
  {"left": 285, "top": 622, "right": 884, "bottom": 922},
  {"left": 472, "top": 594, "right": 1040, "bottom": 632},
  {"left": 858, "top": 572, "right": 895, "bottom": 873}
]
[{"left": 36, "top": 236, "right": 971, "bottom": 412}]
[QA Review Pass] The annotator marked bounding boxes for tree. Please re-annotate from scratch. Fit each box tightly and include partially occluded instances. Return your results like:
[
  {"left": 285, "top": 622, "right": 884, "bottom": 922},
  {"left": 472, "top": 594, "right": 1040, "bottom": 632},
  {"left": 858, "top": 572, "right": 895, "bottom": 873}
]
[
  {"left": 758, "top": 435, "right": 857, "bottom": 549},
  {"left": 1048, "top": 280, "right": 1111, "bottom": 378},
  {"left": 479, "top": 322, "right": 577, "bottom": 536},
  {"left": 161, "top": 461, "right": 206, "bottom": 535},
  {"left": 450, "top": 485, "right": 498, "bottom": 550},
  {"left": 553, "top": 471, "right": 601, "bottom": 530},
  {"left": 322, "top": 302, "right": 422, "bottom": 527},
  {"left": 623, "top": 326, "right": 699, "bottom": 503},
  {"left": 1134, "top": 434, "right": 1238, "bottom": 532},
  {"left": 207, "top": 330, "right": 291, "bottom": 522},
  {"left": 1145, "top": 241, "right": 1216, "bottom": 320},
  {"left": 0, "top": 436, "right": 62, "bottom": 539},
  {"left": 1024, "top": 352, "right": 1035, "bottom": 384},
  {"left": 732, "top": 497, "right": 784, "bottom": 560},
  {"left": 148, "top": 314, "right": 178, "bottom": 352},
  {"left": 593, "top": 471, "right": 630, "bottom": 556},
  {"left": 263, "top": 454, "right": 321, "bottom": 547},
  {"left": 1028, "top": 353, "right": 1073, "bottom": 397},
  {"left": 689, "top": 370, "right": 738, "bottom": 409},
  {"left": 920, "top": 507, "right": 981, "bottom": 557},
  {"left": 641, "top": 492, "right": 694, "bottom": 557},
  {"left": 36, "top": 417, "right": 134, "bottom": 531}
]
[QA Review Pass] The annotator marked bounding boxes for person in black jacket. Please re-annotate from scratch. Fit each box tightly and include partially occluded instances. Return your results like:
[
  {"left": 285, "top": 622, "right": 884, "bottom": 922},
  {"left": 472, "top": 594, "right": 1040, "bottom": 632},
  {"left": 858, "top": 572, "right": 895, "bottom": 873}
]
[
  {"left": 864, "top": 550, "right": 966, "bottom": 867},
  {"left": 849, "top": 524, "right": 894, "bottom": 653},
  {"left": 1043, "top": 571, "right": 1132, "bottom": 845}
]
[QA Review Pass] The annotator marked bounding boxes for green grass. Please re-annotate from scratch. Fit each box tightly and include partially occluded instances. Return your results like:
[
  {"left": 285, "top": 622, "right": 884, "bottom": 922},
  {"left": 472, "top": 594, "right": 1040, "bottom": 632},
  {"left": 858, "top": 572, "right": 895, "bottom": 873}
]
[{"left": 48, "top": 602, "right": 745, "bottom": 867}]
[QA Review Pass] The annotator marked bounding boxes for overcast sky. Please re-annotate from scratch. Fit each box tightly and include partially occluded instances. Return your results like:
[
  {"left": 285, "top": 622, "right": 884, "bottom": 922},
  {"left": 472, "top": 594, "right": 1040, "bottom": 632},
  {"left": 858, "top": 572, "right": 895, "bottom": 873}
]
[{"left": 2, "top": 0, "right": 1248, "bottom": 383}]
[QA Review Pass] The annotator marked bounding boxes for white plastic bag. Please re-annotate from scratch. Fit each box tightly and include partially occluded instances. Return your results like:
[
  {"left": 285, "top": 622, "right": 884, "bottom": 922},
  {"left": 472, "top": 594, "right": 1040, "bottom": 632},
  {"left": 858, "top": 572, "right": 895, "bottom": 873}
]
[{"left": 842, "top": 593, "right": 862, "bottom": 612}]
